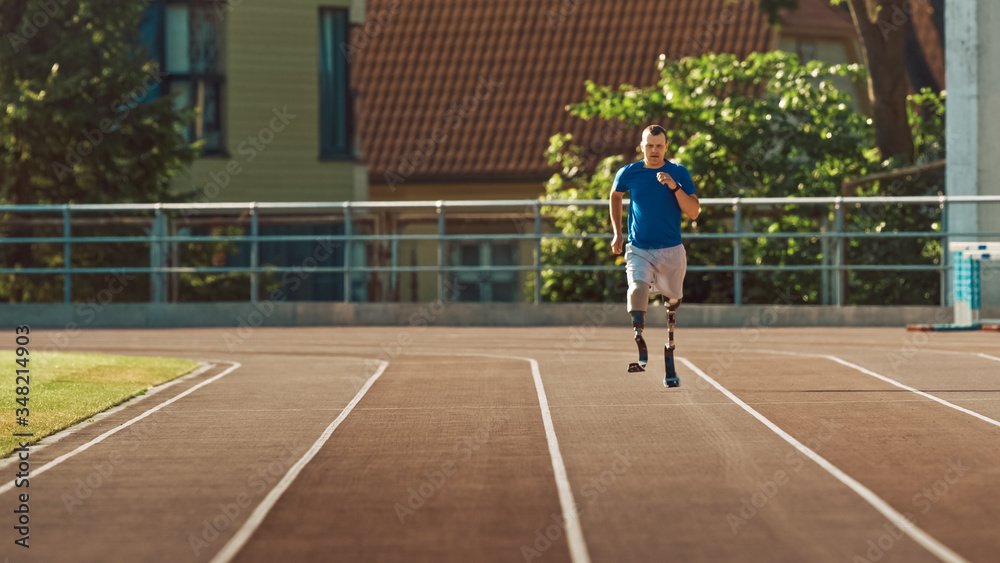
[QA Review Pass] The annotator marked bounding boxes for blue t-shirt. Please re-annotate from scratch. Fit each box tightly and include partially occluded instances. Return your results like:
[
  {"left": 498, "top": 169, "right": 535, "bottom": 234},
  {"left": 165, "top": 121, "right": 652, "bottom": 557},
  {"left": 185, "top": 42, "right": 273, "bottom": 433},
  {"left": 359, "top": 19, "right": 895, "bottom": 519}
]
[{"left": 613, "top": 160, "right": 696, "bottom": 249}]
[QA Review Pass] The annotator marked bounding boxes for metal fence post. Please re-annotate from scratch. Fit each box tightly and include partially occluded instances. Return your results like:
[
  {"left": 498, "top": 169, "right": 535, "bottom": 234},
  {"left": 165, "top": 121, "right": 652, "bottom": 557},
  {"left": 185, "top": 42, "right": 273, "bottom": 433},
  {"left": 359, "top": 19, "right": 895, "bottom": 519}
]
[
  {"left": 733, "top": 200, "right": 742, "bottom": 305},
  {"left": 62, "top": 206, "right": 72, "bottom": 303},
  {"left": 834, "top": 197, "right": 844, "bottom": 306},
  {"left": 437, "top": 201, "right": 445, "bottom": 303},
  {"left": 150, "top": 207, "right": 166, "bottom": 303},
  {"left": 534, "top": 201, "right": 542, "bottom": 305},
  {"left": 390, "top": 214, "right": 399, "bottom": 302},
  {"left": 343, "top": 202, "right": 352, "bottom": 303},
  {"left": 940, "top": 196, "right": 949, "bottom": 307},
  {"left": 250, "top": 203, "right": 259, "bottom": 303}
]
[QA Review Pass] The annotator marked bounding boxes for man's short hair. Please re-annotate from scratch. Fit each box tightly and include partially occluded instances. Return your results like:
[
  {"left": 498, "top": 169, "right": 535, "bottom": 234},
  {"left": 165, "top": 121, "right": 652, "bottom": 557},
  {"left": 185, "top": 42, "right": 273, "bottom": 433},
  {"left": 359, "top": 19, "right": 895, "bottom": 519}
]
[{"left": 643, "top": 125, "right": 667, "bottom": 138}]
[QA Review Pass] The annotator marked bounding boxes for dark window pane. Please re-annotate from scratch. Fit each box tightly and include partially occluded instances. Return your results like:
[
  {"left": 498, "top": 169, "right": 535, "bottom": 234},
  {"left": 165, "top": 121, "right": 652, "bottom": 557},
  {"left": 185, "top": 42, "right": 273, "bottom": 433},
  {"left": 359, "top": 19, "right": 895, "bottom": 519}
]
[
  {"left": 138, "top": 2, "right": 164, "bottom": 101},
  {"left": 492, "top": 243, "right": 515, "bottom": 265},
  {"left": 319, "top": 8, "right": 350, "bottom": 159},
  {"left": 190, "top": 4, "right": 221, "bottom": 74},
  {"left": 459, "top": 244, "right": 479, "bottom": 267},
  {"left": 200, "top": 81, "right": 222, "bottom": 151},
  {"left": 491, "top": 281, "right": 515, "bottom": 302},
  {"left": 456, "top": 282, "right": 480, "bottom": 302}
]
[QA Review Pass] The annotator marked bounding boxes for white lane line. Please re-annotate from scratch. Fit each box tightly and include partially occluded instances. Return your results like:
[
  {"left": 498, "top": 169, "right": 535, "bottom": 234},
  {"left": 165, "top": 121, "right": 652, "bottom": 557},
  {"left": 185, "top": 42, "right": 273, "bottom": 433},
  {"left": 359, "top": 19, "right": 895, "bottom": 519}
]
[
  {"left": 0, "top": 361, "right": 215, "bottom": 472},
  {"left": 761, "top": 349, "right": 1000, "bottom": 430},
  {"left": 210, "top": 361, "right": 389, "bottom": 563},
  {"left": 0, "top": 360, "right": 241, "bottom": 497},
  {"left": 526, "top": 357, "right": 591, "bottom": 563},
  {"left": 455, "top": 352, "right": 591, "bottom": 563},
  {"left": 677, "top": 357, "right": 969, "bottom": 563},
  {"left": 978, "top": 353, "right": 1000, "bottom": 363}
]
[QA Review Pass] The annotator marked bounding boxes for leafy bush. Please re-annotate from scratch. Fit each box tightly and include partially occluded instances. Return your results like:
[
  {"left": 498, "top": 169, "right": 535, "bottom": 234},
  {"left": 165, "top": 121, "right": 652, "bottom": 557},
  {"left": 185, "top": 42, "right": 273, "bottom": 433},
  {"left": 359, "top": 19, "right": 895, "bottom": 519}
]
[{"left": 543, "top": 51, "right": 946, "bottom": 305}]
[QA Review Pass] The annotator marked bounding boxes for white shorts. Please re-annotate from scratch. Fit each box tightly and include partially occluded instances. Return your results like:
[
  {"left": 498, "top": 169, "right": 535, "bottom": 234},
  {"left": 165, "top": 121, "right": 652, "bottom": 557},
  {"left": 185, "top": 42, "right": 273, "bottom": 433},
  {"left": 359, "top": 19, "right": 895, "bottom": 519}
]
[{"left": 626, "top": 243, "right": 686, "bottom": 300}]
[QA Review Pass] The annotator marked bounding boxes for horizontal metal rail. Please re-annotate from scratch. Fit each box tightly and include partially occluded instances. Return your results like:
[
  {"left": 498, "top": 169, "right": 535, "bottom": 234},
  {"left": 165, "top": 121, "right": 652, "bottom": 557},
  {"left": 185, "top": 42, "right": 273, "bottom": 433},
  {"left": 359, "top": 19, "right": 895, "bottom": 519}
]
[
  {"left": 2, "top": 194, "right": 1000, "bottom": 213},
  {"left": 0, "top": 231, "right": 971, "bottom": 245},
  {"left": 1, "top": 196, "right": 997, "bottom": 305}
]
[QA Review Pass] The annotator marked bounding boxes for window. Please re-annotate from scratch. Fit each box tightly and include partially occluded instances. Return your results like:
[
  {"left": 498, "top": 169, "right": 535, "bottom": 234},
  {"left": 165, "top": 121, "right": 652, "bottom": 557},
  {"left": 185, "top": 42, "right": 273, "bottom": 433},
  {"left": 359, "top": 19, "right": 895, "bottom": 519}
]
[
  {"left": 796, "top": 41, "right": 819, "bottom": 64},
  {"left": 140, "top": 1, "right": 226, "bottom": 154},
  {"left": 319, "top": 8, "right": 352, "bottom": 160},
  {"left": 450, "top": 242, "right": 518, "bottom": 302}
]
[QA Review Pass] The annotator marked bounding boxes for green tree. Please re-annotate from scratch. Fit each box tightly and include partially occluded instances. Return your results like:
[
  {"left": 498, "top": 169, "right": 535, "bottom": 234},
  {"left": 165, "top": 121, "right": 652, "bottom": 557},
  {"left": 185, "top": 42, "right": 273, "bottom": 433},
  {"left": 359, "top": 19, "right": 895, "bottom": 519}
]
[
  {"left": 1, "top": 0, "right": 199, "bottom": 302},
  {"left": 543, "top": 51, "right": 945, "bottom": 305},
  {"left": 841, "top": 87, "right": 946, "bottom": 305},
  {"left": 755, "top": 0, "right": 917, "bottom": 161},
  {"left": 541, "top": 136, "right": 627, "bottom": 303}
]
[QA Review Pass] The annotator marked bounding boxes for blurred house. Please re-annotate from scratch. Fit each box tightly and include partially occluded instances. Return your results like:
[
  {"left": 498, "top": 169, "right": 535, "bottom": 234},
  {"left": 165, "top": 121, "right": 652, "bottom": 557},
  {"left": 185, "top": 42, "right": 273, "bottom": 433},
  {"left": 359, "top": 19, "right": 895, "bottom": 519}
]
[
  {"left": 136, "top": 0, "right": 368, "bottom": 302},
  {"left": 141, "top": 0, "right": 369, "bottom": 203},
  {"left": 349, "top": 0, "right": 877, "bottom": 302},
  {"left": 137, "top": 0, "right": 947, "bottom": 304}
]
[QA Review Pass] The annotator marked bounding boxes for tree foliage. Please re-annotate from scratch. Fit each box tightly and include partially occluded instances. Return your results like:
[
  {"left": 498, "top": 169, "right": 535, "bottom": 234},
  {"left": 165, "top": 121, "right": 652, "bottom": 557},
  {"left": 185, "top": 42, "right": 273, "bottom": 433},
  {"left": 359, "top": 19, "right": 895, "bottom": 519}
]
[
  {"left": 755, "top": 0, "right": 918, "bottom": 161},
  {"left": 1, "top": 0, "right": 198, "bottom": 204},
  {"left": 543, "top": 51, "right": 946, "bottom": 305},
  {"left": 1, "top": 0, "right": 200, "bottom": 302}
]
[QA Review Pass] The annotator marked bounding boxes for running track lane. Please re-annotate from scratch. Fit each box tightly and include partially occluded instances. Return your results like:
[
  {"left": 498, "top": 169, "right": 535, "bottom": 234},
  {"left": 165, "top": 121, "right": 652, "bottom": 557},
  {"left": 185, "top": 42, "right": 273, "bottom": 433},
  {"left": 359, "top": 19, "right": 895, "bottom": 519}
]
[
  {"left": 683, "top": 350, "right": 1000, "bottom": 562},
  {"left": 0, "top": 355, "right": 375, "bottom": 562},
  {"left": 533, "top": 352, "right": 941, "bottom": 562},
  {"left": 227, "top": 355, "right": 575, "bottom": 563}
]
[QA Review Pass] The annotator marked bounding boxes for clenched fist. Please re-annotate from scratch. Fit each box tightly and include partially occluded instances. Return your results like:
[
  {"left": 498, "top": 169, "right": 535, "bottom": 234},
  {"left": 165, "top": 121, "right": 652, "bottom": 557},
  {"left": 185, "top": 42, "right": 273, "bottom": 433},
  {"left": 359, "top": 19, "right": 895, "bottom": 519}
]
[{"left": 656, "top": 172, "right": 677, "bottom": 190}]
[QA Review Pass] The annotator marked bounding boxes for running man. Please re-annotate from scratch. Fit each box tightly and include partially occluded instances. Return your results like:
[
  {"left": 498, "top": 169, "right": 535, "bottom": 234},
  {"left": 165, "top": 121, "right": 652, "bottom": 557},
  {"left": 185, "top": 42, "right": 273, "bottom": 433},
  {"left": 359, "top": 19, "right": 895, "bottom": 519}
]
[{"left": 609, "top": 124, "right": 700, "bottom": 386}]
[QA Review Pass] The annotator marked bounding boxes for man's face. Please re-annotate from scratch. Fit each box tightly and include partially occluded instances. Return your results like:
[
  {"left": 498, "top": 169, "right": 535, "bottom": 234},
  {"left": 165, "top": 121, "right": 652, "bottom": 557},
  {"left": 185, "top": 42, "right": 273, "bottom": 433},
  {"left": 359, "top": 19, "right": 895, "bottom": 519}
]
[{"left": 641, "top": 131, "right": 667, "bottom": 166}]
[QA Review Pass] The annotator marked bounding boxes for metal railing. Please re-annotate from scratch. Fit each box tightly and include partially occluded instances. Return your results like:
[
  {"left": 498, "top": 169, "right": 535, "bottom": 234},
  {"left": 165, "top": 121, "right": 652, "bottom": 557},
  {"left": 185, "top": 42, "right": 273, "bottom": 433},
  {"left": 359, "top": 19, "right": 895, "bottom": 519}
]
[{"left": 2, "top": 196, "right": 999, "bottom": 305}]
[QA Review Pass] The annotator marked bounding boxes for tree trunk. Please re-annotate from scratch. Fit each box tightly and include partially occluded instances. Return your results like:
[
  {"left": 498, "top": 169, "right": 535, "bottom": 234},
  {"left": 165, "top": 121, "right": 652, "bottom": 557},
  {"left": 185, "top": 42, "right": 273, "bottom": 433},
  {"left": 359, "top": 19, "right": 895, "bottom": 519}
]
[{"left": 848, "top": 0, "right": 915, "bottom": 162}]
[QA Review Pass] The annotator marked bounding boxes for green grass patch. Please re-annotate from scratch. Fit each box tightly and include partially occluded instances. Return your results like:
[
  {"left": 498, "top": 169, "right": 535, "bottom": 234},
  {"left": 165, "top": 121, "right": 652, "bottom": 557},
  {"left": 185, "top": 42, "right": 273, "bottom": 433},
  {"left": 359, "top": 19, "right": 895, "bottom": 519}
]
[{"left": 0, "top": 352, "right": 199, "bottom": 458}]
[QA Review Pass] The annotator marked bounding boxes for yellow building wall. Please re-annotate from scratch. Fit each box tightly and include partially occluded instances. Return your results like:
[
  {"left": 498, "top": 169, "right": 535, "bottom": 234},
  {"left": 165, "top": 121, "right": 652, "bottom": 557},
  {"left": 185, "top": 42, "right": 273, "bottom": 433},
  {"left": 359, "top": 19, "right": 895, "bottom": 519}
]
[
  {"left": 172, "top": 0, "right": 367, "bottom": 202},
  {"left": 369, "top": 181, "right": 546, "bottom": 202}
]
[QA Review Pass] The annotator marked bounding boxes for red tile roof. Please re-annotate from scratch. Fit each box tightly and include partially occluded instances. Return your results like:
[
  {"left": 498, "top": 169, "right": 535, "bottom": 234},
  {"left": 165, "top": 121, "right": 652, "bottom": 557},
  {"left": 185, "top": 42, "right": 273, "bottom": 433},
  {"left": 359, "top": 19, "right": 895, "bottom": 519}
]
[
  {"left": 354, "top": 0, "right": 774, "bottom": 185},
  {"left": 778, "top": 0, "right": 855, "bottom": 38}
]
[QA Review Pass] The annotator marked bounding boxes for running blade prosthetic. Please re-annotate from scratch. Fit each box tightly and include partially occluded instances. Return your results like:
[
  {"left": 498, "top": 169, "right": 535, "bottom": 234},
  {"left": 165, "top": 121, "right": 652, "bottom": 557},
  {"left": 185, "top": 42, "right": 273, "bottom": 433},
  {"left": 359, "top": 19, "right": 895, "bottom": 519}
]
[
  {"left": 627, "top": 331, "right": 648, "bottom": 373},
  {"left": 663, "top": 344, "right": 680, "bottom": 387}
]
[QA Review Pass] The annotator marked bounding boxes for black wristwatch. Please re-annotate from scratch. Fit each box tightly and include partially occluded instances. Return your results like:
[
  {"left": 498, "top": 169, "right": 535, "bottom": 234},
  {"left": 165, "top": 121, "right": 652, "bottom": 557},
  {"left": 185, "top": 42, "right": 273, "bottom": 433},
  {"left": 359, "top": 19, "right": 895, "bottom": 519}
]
[{"left": 670, "top": 184, "right": 681, "bottom": 193}]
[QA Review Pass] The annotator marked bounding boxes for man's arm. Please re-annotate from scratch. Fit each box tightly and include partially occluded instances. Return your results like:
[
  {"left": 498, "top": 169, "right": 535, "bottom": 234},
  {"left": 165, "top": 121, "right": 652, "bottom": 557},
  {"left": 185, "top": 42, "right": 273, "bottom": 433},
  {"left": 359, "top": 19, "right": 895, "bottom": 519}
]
[
  {"left": 675, "top": 191, "right": 700, "bottom": 220},
  {"left": 610, "top": 188, "right": 625, "bottom": 254},
  {"left": 656, "top": 172, "right": 700, "bottom": 220}
]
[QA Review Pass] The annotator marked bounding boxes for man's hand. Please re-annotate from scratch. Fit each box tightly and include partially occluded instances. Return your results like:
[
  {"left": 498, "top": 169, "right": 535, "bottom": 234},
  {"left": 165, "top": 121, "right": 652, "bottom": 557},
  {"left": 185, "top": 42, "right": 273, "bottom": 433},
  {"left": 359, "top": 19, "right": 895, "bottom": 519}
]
[
  {"left": 612, "top": 231, "right": 624, "bottom": 255},
  {"left": 609, "top": 189, "right": 625, "bottom": 255},
  {"left": 656, "top": 171, "right": 678, "bottom": 191}
]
